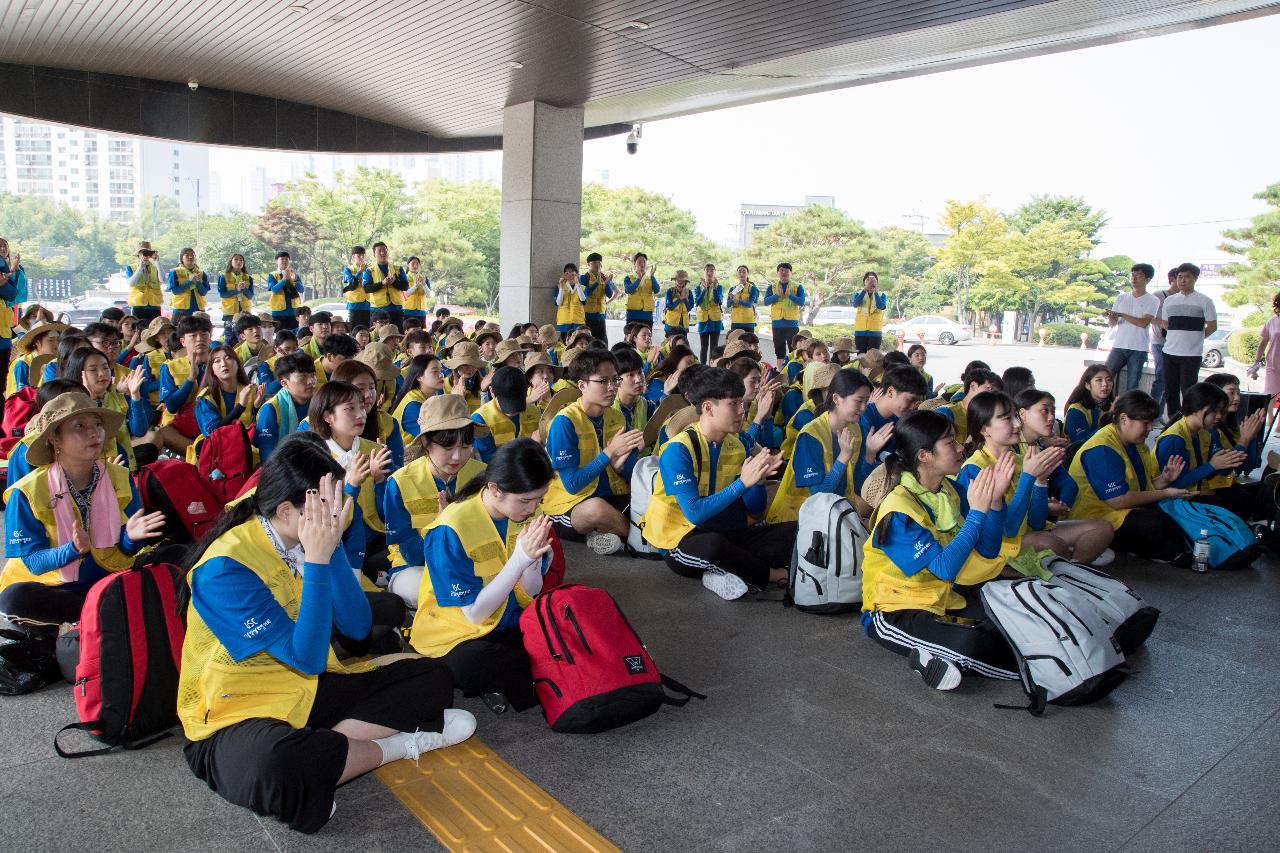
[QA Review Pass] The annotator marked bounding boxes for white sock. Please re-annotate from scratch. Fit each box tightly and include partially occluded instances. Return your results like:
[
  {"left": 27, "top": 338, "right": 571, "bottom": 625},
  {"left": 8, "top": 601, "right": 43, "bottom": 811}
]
[{"left": 373, "top": 732, "right": 414, "bottom": 765}]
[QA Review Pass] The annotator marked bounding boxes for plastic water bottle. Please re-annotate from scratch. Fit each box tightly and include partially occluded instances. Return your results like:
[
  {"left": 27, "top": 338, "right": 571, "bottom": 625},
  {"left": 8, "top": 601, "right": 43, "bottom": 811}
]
[{"left": 1192, "top": 529, "right": 1211, "bottom": 573}]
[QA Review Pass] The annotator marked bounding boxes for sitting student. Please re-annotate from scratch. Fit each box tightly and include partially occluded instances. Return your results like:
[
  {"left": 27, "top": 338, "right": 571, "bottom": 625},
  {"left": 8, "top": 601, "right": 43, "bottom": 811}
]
[
  {"left": 907, "top": 344, "right": 934, "bottom": 397},
  {"left": 232, "top": 313, "right": 269, "bottom": 369},
  {"left": 383, "top": 395, "right": 488, "bottom": 608},
  {"left": 830, "top": 337, "right": 855, "bottom": 366},
  {"left": 158, "top": 315, "right": 215, "bottom": 454},
  {"left": 41, "top": 331, "right": 86, "bottom": 387},
  {"left": 782, "top": 334, "right": 813, "bottom": 384},
  {"left": 643, "top": 367, "right": 791, "bottom": 600},
  {"left": 302, "top": 311, "right": 333, "bottom": 359},
  {"left": 472, "top": 367, "right": 539, "bottom": 462},
  {"left": 938, "top": 368, "right": 1001, "bottom": 441},
  {"left": 1068, "top": 390, "right": 1193, "bottom": 563},
  {"left": 860, "top": 365, "right": 929, "bottom": 457},
  {"left": 1015, "top": 388, "right": 1082, "bottom": 515},
  {"left": 1155, "top": 382, "right": 1257, "bottom": 519},
  {"left": 255, "top": 351, "right": 318, "bottom": 461},
  {"left": 332, "top": 359, "right": 405, "bottom": 471},
  {"left": 623, "top": 322, "right": 660, "bottom": 374},
  {"left": 0, "top": 393, "right": 165, "bottom": 631},
  {"left": 1064, "top": 364, "right": 1115, "bottom": 443},
  {"left": 62, "top": 345, "right": 149, "bottom": 471},
  {"left": 524, "top": 351, "right": 563, "bottom": 414},
  {"left": 391, "top": 353, "right": 445, "bottom": 452},
  {"left": 442, "top": 341, "right": 484, "bottom": 413},
  {"left": 1000, "top": 366, "right": 1035, "bottom": 401},
  {"left": 179, "top": 442, "right": 470, "bottom": 835},
  {"left": 258, "top": 329, "right": 298, "bottom": 395},
  {"left": 611, "top": 348, "right": 654, "bottom": 436},
  {"left": 1204, "top": 372, "right": 1268, "bottom": 484},
  {"left": 728, "top": 355, "right": 783, "bottom": 450},
  {"left": 861, "top": 410, "right": 1018, "bottom": 690},
  {"left": 956, "top": 392, "right": 1114, "bottom": 566},
  {"left": 542, "top": 349, "right": 643, "bottom": 555},
  {"left": 881, "top": 350, "right": 910, "bottom": 371},
  {"left": 947, "top": 360, "right": 992, "bottom": 402},
  {"left": 195, "top": 346, "right": 262, "bottom": 442},
  {"left": 769, "top": 369, "right": 890, "bottom": 521},
  {"left": 5, "top": 379, "right": 90, "bottom": 484},
  {"left": 781, "top": 362, "right": 841, "bottom": 457},
  {"left": 489, "top": 338, "right": 526, "bottom": 372},
  {"left": 645, "top": 344, "right": 696, "bottom": 407},
  {"left": 409, "top": 438, "right": 554, "bottom": 714},
  {"left": 84, "top": 320, "right": 132, "bottom": 389},
  {"left": 314, "top": 334, "right": 358, "bottom": 386},
  {"left": 7, "top": 320, "right": 62, "bottom": 392}
]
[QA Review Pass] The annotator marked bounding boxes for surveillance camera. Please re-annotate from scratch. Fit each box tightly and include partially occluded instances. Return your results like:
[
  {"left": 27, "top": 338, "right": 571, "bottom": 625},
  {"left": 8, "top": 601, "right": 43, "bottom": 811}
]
[
  {"left": 188, "top": 79, "right": 199, "bottom": 91},
  {"left": 625, "top": 130, "right": 638, "bottom": 155}
]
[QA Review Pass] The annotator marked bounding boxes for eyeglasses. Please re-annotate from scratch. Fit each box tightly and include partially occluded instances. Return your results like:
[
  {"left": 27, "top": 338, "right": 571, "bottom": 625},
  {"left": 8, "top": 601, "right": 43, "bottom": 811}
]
[{"left": 583, "top": 377, "right": 623, "bottom": 387}]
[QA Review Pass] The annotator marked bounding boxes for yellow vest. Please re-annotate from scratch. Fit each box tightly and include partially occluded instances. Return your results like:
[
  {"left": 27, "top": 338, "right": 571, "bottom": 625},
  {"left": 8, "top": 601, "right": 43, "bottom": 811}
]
[
  {"left": 1067, "top": 423, "right": 1157, "bottom": 530},
  {"left": 781, "top": 399, "right": 818, "bottom": 458},
  {"left": 541, "top": 401, "right": 628, "bottom": 516},
  {"left": 555, "top": 281, "right": 586, "bottom": 327},
  {"left": 219, "top": 271, "right": 253, "bottom": 315},
  {"left": 961, "top": 446, "right": 1035, "bottom": 558},
  {"left": 0, "top": 464, "right": 135, "bottom": 590},
  {"left": 369, "top": 264, "right": 405, "bottom": 309},
  {"left": 267, "top": 272, "right": 301, "bottom": 313},
  {"left": 696, "top": 283, "right": 723, "bottom": 324},
  {"left": 861, "top": 482, "right": 1004, "bottom": 616},
  {"left": 662, "top": 288, "right": 690, "bottom": 329},
  {"left": 642, "top": 424, "right": 747, "bottom": 549},
  {"left": 474, "top": 399, "right": 540, "bottom": 448},
  {"left": 404, "top": 273, "right": 430, "bottom": 312},
  {"left": 127, "top": 262, "right": 163, "bottom": 307},
  {"left": 177, "top": 519, "right": 374, "bottom": 741},
  {"left": 143, "top": 349, "right": 167, "bottom": 407},
  {"left": 409, "top": 494, "right": 535, "bottom": 657},
  {"left": 853, "top": 292, "right": 885, "bottom": 333},
  {"left": 945, "top": 400, "right": 968, "bottom": 444},
  {"left": 160, "top": 356, "right": 194, "bottom": 428},
  {"left": 582, "top": 272, "right": 609, "bottom": 315},
  {"left": 612, "top": 396, "right": 649, "bottom": 435},
  {"left": 343, "top": 266, "right": 369, "bottom": 305},
  {"left": 728, "top": 282, "right": 757, "bottom": 326},
  {"left": 626, "top": 274, "right": 657, "bottom": 313},
  {"left": 331, "top": 436, "right": 385, "bottom": 534},
  {"left": 170, "top": 266, "right": 207, "bottom": 311},
  {"left": 7, "top": 352, "right": 31, "bottom": 392},
  {"left": 196, "top": 385, "right": 255, "bottom": 429},
  {"left": 1161, "top": 417, "right": 1230, "bottom": 495},
  {"left": 96, "top": 389, "right": 138, "bottom": 472},
  {"left": 768, "top": 412, "right": 859, "bottom": 523},
  {"left": 768, "top": 282, "right": 801, "bottom": 323},
  {"left": 387, "top": 456, "right": 486, "bottom": 568},
  {"left": 392, "top": 388, "right": 428, "bottom": 450}
]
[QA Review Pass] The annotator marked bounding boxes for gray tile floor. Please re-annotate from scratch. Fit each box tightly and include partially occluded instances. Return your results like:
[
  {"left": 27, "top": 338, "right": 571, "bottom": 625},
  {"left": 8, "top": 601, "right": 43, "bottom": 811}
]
[{"left": 4, "top": 543, "right": 1279, "bottom": 852}]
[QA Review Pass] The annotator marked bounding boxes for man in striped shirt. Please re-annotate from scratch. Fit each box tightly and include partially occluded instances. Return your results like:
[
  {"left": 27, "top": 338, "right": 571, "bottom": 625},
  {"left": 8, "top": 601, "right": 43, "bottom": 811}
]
[{"left": 1156, "top": 262, "right": 1216, "bottom": 420}]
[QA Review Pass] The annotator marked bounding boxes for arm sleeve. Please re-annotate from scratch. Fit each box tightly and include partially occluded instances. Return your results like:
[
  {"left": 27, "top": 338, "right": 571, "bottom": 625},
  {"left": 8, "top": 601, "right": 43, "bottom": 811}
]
[
  {"left": 160, "top": 364, "right": 197, "bottom": 413},
  {"left": 386, "top": 425, "right": 405, "bottom": 471},
  {"left": 1155, "top": 434, "right": 1213, "bottom": 488},
  {"left": 762, "top": 286, "right": 778, "bottom": 306},
  {"left": 216, "top": 275, "right": 230, "bottom": 298},
  {"left": 1081, "top": 445, "right": 1129, "bottom": 501},
  {"left": 401, "top": 401, "right": 423, "bottom": 438},
  {"left": 254, "top": 405, "right": 279, "bottom": 460},
  {"left": 623, "top": 276, "right": 638, "bottom": 295},
  {"left": 326, "top": 547, "right": 372, "bottom": 640},
  {"left": 122, "top": 396, "right": 149, "bottom": 437},
  {"left": 424, "top": 526, "right": 484, "bottom": 607},
  {"left": 471, "top": 414, "right": 497, "bottom": 463},
  {"left": 791, "top": 285, "right": 805, "bottom": 306},
  {"left": 791, "top": 434, "right": 828, "bottom": 490},
  {"left": 1002, "top": 472, "right": 1038, "bottom": 538},
  {"left": 546, "top": 416, "right": 609, "bottom": 494},
  {"left": 165, "top": 269, "right": 183, "bottom": 294},
  {"left": 851, "top": 291, "right": 865, "bottom": 307},
  {"left": 267, "top": 274, "right": 284, "bottom": 293},
  {"left": 976, "top": 506, "right": 1005, "bottom": 558},
  {"left": 876, "top": 292, "right": 887, "bottom": 310},
  {"left": 1027, "top": 480, "right": 1049, "bottom": 531},
  {"left": 661, "top": 443, "right": 747, "bottom": 525},
  {"left": 4, "top": 492, "right": 73, "bottom": 571},
  {"left": 878, "top": 511, "right": 985, "bottom": 582}
]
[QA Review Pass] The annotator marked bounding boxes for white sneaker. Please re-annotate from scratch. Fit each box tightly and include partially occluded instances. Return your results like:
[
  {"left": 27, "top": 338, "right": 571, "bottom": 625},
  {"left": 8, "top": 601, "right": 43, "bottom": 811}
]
[
  {"left": 406, "top": 709, "right": 477, "bottom": 761},
  {"left": 908, "top": 648, "right": 962, "bottom": 691},
  {"left": 1090, "top": 548, "right": 1116, "bottom": 568},
  {"left": 701, "top": 570, "right": 748, "bottom": 601},
  {"left": 587, "top": 532, "right": 623, "bottom": 556}
]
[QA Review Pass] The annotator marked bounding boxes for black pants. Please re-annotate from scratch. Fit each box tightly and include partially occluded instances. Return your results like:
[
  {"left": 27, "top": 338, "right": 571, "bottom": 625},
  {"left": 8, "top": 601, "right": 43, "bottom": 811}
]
[
  {"left": 0, "top": 582, "right": 86, "bottom": 629},
  {"left": 586, "top": 316, "right": 608, "bottom": 344},
  {"left": 348, "top": 307, "right": 371, "bottom": 332},
  {"left": 855, "top": 334, "right": 883, "bottom": 354},
  {"left": 333, "top": 592, "right": 406, "bottom": 659},
  {"left": 1163, "top": 353, "right": 1202, "bottom": 419},
  {"left": 439, "top": 628, "right": 538, "bottom": 711},
  {"left": 276, "top": 315, "right": 299, "bottom": 332},
  {"left": 374, "top": 309, "right": 404, "bottom": 332},
  {"left": 547, "top": 493, "right": 628, "bottom": 542},
  {"left": 1113, "top": 506, "right": 1188, "bottom": 561},
  {"left": 866, "top": 586, "right": 1018, "bottom": 680},
  {"left": 699, "top": 330, "right": 720, "bottom": 364},
  {"left": 772, "top": 326, "right": 798, "bottom": 362},
  {"left": 132, "top": 306, "right": 161, "bottom": 325},
  {"left": 665, "top": 521, "right": 797, "bottom": 589},
  {"left": 183, "top": 658, "right": 453, "bottom": 834},
  {"left": 1199, "top": 482, "right": 1265, "bottom": 522}
]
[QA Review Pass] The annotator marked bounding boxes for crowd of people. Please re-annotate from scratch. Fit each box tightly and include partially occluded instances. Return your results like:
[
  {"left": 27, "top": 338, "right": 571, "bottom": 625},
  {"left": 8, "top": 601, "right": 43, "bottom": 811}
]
[{"left": 0, "top": 241, "right": 1271, "bottom": 832}]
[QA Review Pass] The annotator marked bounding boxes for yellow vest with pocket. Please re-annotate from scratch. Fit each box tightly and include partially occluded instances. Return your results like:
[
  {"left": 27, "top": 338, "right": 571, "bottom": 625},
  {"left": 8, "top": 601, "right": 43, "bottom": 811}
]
[
  {"left": 219, "top": 271, "right": 253, "bottom": 315},
  {"left": 369, "top": 264, "right": 405, "bottom": 309},
  {"left": 127, "top": 263, "right": 163, "bottom": 307},
  {"left": 768, "top": 412, "right": 860, "bottom": 523},
  {"left": 541, "top": 401, "right": 628, "bottom": 516},
  {"left": 768, "top": 283, "right": 801, "bottom": 323},
  {"left": 555, "top": 281, "right": 586, "bottom": 328},
  {"left": 474, "top": 399, "right": 540, "bottom": 448},
  {"left": 642, "top": 425, "right": 747, "bottom": 550}
]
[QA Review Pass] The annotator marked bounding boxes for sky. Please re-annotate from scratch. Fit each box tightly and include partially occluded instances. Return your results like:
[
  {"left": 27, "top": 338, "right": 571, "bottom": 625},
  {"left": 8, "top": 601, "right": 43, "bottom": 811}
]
[{"left": 212, "top": 13, "right": 1277, "bottom": 270}]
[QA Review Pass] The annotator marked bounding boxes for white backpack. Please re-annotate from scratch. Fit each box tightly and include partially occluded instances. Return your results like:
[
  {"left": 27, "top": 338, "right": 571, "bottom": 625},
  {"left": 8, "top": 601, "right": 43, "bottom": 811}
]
[
  {"left": 788, "top": 493, "right": 866, "bottom": 614},
  {"left": 628, "top": 455, "right": 661, "bottom": 556},
  {"left": 1043, "top": 557, "right": 1160, "bottom": 656},
  {"left": 981, "top": 577, "right": 1129, "bottom": 715}
]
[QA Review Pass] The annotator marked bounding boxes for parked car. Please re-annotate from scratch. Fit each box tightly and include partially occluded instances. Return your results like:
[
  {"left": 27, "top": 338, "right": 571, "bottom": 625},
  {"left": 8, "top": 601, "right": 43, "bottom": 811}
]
[
  {"left": 63, "top": 297, "right": 128, "bottom": 326},
  {"left": 812, "top": 306, "right": 858, "bottom": 325},
  {"left": 309, "top": 302, "right": 349, "bottom": 321},
  {"left": 883, "top": 315, "right": 973, "bottom": 345},
  {"left": 1201, "top": 329, "right": 1230, "bottom": 369}
]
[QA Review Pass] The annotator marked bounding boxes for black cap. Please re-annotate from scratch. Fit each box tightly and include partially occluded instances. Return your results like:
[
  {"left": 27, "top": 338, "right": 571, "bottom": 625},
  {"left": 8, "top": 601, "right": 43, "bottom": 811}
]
[{"left": 490, "top": 366, "right": 528, "bottom": 414}]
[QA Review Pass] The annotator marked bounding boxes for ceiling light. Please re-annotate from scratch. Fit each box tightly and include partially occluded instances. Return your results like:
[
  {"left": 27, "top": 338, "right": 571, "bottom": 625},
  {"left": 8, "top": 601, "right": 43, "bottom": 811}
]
[
  {"left": 289, "top": 3, "right": 309, "bottom": 12},
  {"left": 507, "top": 61, "right": 523, "bottom": 70},
  {"left": 622, "top": 21, "right": 649, "bottom": 30}
]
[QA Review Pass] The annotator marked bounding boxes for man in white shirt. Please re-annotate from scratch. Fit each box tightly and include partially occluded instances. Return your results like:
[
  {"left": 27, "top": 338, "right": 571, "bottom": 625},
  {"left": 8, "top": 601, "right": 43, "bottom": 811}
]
[
  {"left": 1104, "top": 263, "right": 1160, "bottom": 394},
  {"left": 1157, "top": 262, "right": 1217, "bottom": 419},
  {"left": 1146, "top": 268, "right": 1178, "bottom": 414}
]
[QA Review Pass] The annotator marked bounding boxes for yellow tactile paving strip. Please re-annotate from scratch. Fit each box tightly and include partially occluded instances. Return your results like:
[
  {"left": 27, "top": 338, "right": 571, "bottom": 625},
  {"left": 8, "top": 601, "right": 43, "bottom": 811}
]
[{"left": 375, "top": 737, "right": 622, "bottom": 853}]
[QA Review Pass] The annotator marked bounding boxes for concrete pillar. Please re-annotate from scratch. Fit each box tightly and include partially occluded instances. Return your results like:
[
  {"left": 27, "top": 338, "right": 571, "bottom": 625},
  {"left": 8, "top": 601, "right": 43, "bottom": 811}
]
[{"left": 499, "top": 102, "right": 584, "bottom": 332}]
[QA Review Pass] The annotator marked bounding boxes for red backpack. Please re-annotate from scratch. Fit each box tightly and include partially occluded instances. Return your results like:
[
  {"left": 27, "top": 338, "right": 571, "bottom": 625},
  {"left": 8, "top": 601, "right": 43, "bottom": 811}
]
[
  {"left": 54, "top": 561, "right": 187, "bottom": 757},
  {"left": 197, "top": 423, "right": 255, "bottom": 504},
  {"left": 135, "top": 459, "right": 222, "bottom": 543},
  {"left": 0, "top": 385, "right": 38, "bottom": 459},
  {"left": 520, "top": 584, "right": 703, "bottom": 733}
]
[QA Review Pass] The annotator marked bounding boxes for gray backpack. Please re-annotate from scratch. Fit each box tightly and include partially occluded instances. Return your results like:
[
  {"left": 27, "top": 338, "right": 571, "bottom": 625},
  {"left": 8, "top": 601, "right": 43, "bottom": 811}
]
[
  {"left": 981, "top": 577, "right": 1129, "bottom": 715},
  {"left": 788, "top": 493, "right": 866, "bottom": 614},
  {"left": 627, "top": 455, "right": 661, "bottom": 557},
  {"left": 1043, "top": 557, "right": 1160, "bottom": 656}
]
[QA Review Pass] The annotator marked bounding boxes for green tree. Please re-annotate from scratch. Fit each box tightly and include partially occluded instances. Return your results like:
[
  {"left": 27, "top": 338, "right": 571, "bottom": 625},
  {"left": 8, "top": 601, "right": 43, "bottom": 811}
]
[
  {"left": 414, "top": 179, "right": 500, "bottom": 309},
  {"left": 936, "top": 200, "right": 1011, "bottom": 324},
  {"left": 251, "top": 206, "right": 333, "bottom": 299},
  {"left": 117, "top": 196, "right": 185, "bottom": 265},
  {"left": 743, "top": 205, "right": 885, "bottom": 322},
  {"left": 1009, "top": 194, "right": 1108, "bottom": 246},
  {"left": 581, "top": 185, "right": 728, "bottom": 278},
  {"left": 1220, "top": 181, "right": 1280, "bottom": 314},
  {"left": 165, "top": 213, "right": 274, "bottom": 280},
  {"left": 386, "top": 220, "right": 489, "bottom": 311},
  {"left": 874, "top": 226, "right": 938, "bottom": 318}
]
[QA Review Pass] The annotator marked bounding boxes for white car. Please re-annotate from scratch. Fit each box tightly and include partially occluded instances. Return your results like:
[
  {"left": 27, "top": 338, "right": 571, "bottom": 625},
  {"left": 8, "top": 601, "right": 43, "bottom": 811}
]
[
  {"left": 884, "top": 315, "right": 973, "bottom": 345},
  {"left": 812, "top": 306, "right": 859, "bottom": 325},
  {"left": 309, "top": 302, "right": 350, "bottom": 321}
]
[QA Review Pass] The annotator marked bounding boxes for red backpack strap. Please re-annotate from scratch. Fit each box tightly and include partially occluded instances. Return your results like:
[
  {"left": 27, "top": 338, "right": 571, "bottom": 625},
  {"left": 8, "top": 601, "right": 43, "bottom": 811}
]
[{"left": 148, "top": 565, "right": 185, "bottom": 673}]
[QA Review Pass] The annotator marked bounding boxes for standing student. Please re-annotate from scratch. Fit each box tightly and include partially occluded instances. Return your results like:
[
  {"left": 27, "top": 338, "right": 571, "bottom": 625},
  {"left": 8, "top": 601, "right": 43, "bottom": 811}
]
[
  {"left": 851, "top": 272, "right": 887, "bottom": 353},
  {"left": 178, "top": 443, "right": 470, "bottom": 835},
  {"left": 125, "top": 241, "right": 163, "bottom": 324},
  {"left": 1063, "top": 364, "right": 1115, "bottom": 443},
  {"left": 1248, "top": 291, "right": 1280, "bottom": 395},
  {"left": 367, "top": 242, "right": 407, "bottom": 331},
  {"left": 623, "top": 252, "right": 660, "bottom": 327},
  {"left": 255, "top": 351, "right": 318, "bottom": 462},
  {"left": 554, "top": 263, "right": 587, "bottom": 335},
  {"left": 694, "top": 264, "right": 724, "bottom": 364},
  {"left": 165, "top": 247, "right": 209, "bottom": 320},
  {"left": 580, "top": 252, "right": 615, "bottom": 344},
  {"left": 662, "top": 271, "right": 694, "bottom": 336},
  {"left": 860, "top": 410, "right": 1017, "bottom": 691},
  {"left": 342, "top": 246, "right": 372, "bottom": 332},
  {"left": 266, "top": 251, "right": 305, "bottom": 331},
  {"left": 1067, "top": 391, "right": 1192, "bottom": 564},
  {"left": 642, "top": 367, "right": 793, "bottom": 601},
  {"left": 217, "top": 254, "right": 255, "bottom": 345},
  {"left": 403, "top": 256, "right": 431, "bottom": 325},
  {"left": 541, "top": 349, "right": 643, "bottom": 555},
  {"left": 1105, "top": 263, "right": 1160, "bottom": 394},
  {"left": 727, "top": 265, "right": 760, "bottom": 333},
  {"left": 409, "top": 438, "right": 554, "bottom": 714},
  {"left": 1157, "top": 262, "right": 1216, "bottom": 420},
  {"left": 1155, "top": 382, "right": 1257, "bottom": 519},
  {"left": 763, "top": 262, "right": 805, "bottom": 362},
  {"left": 471, "top": 367, "right": 540, "bottom": 462},
  {"left": 1148, "top": 268, "right": 1179, "bottom": 415}
]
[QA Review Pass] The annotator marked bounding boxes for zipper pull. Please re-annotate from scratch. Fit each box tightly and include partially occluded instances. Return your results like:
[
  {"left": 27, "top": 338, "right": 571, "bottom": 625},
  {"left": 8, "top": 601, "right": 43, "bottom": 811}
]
[{"left": 76, "top": 677, "right": 87, "bottom": 697}]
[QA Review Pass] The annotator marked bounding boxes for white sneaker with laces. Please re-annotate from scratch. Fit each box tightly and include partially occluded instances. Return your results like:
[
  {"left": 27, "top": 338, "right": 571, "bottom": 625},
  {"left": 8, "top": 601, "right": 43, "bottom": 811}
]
[
  {"left": 587, "top": 532, "right": 623, "bottom": 556},
  {"left": 701, "top": 571, "right": 748, "bottom": 601},
  {"left": 908, "top": 648, "right": 962, "bottom": 691},
  {"left": 406, "top": 709, "right": 477, "bottom": 761},
  {"left": 1090, "top": 548, "right": 1116, "bottom": 568}
]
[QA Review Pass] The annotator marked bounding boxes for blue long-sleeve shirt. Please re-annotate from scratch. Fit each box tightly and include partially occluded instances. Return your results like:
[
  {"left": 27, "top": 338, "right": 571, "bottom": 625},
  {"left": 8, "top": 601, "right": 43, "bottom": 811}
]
[
  {"left": 876, "top": 505, "right": 1005, "bottom": 584},
  {"left": 121, "top": 396, "right": 150, "bottom": 438},
  {"left": 166, "top": 268, "right": 210, "bottom": 299},
  {"left": 791, "top": 427, "right": 878, "bottom": 498},
  {"left": 657, "top": 435, "right": 766, "bottom": 531},
  {"left": 383, "top": 472, "right": 468, "bottom": 570},
  {"left": 1064, "top": 405, "right": 1104, "bottom": 443},
  {"left": 954, "top": 467, "right": 1047, "bottom": 537},
  {"left": 253, "top": 398, "right": 308, "bottom": 462},
  {"left": 159, "top": 362, "right": 201, "bottom": 413},
  {"left": 195, "top": 389, "right": 246, "bottom": 437},
  {"left": 762, "top": 283, "right": 806, "bottom": 328},
  {"left": 1155, "top": 430, "right": 1219, "bottom": 490},
  {"left": 266, "top": 272, "right": 305, "bottom": 315},
  {"left": 545, "top": 413, "right": 637, "bottom": 498},
  {"left": 579, "top": 274, "right": 616, "bottom": 320}
]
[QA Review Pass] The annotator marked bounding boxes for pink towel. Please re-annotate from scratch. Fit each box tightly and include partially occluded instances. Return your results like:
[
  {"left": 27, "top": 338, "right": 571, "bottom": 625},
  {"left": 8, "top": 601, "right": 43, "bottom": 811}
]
[{"left": 47, "top": 462, "right": 123, "bottom": 583}]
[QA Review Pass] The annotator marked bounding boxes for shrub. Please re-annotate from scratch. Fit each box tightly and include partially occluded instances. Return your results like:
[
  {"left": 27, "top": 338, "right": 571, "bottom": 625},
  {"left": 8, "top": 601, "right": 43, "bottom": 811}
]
[
  {"left": 1241, "top": 310, "right": 1268, "bottom": 329},
  {"left": 1041, "top": 323, "right": 1101, "bottom": 349},
  {"left": 1228, "top": 329, "right": 1261, "bottom": 363}
]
